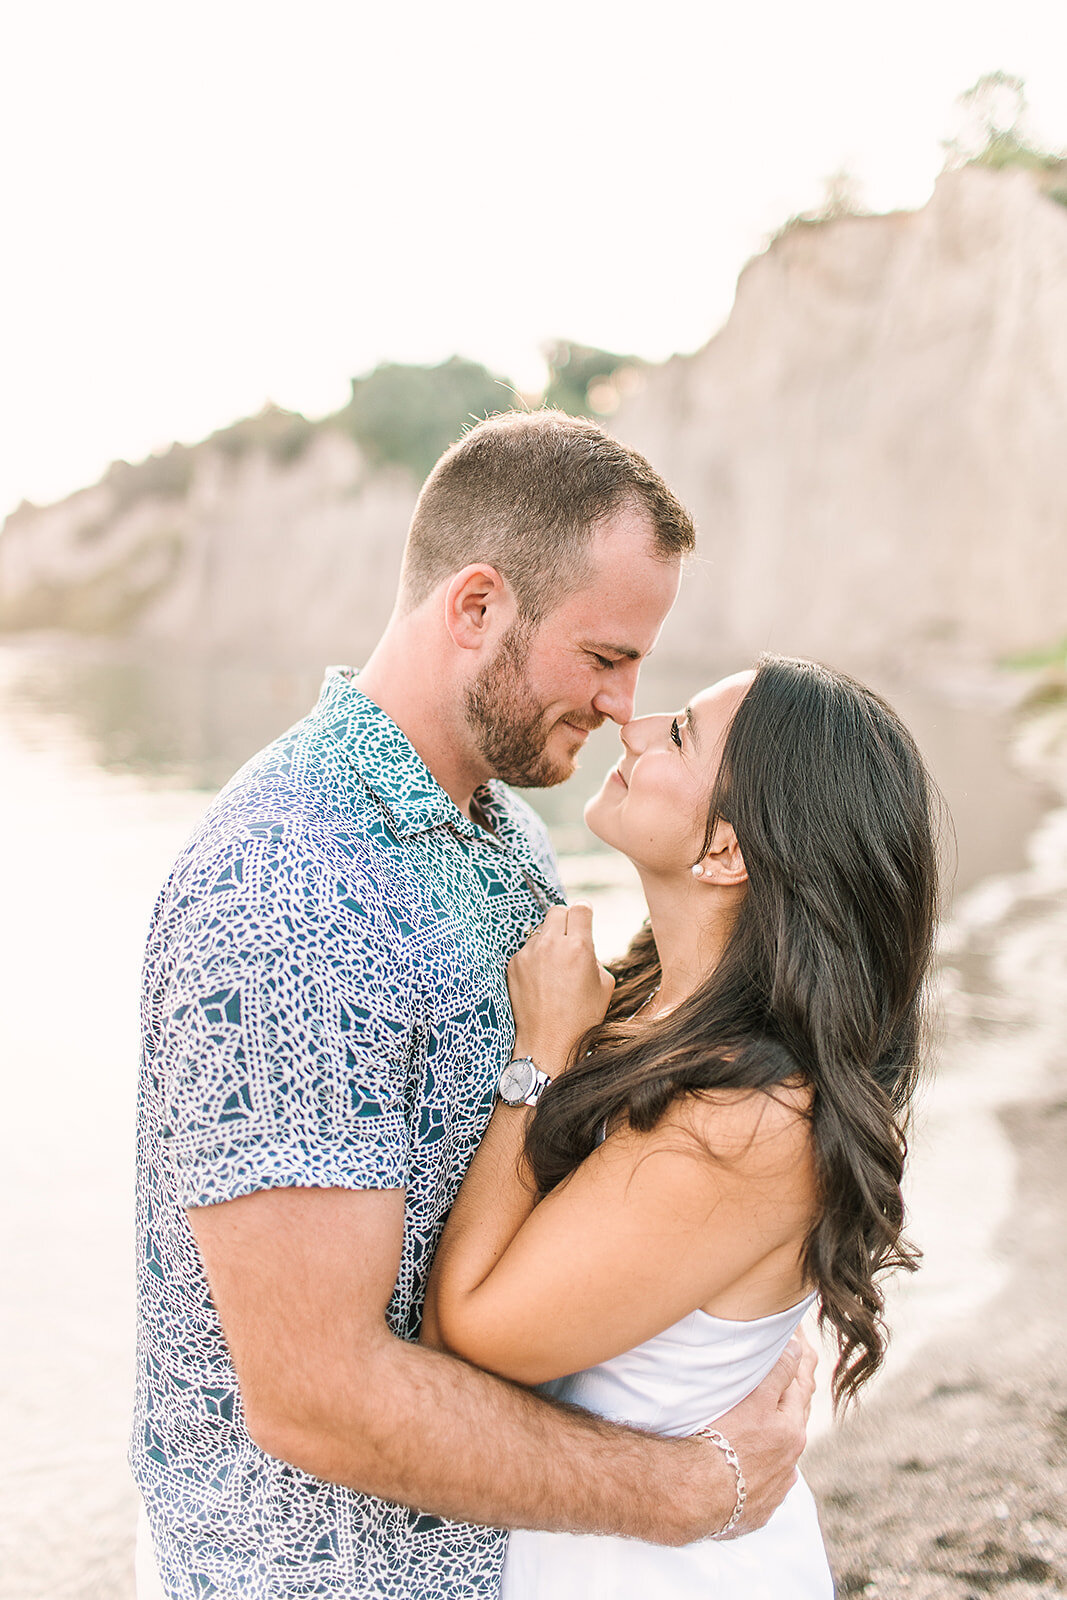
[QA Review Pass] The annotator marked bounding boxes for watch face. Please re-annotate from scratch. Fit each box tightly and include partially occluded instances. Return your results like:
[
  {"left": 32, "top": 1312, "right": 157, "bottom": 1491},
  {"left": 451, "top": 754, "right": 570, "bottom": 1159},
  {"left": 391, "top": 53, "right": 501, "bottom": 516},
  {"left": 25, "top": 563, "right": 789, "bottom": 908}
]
[{"left": 499, "top": 1058, "right": 535, "bottom": 1104}]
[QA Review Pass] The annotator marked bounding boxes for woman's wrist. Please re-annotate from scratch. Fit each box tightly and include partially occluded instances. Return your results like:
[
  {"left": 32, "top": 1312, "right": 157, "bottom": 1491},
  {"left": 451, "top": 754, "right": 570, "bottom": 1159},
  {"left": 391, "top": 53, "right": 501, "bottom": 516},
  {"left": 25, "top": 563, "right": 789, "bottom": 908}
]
[{"left": 511, "top": 1037, "right": 575, "bottom": 1080}]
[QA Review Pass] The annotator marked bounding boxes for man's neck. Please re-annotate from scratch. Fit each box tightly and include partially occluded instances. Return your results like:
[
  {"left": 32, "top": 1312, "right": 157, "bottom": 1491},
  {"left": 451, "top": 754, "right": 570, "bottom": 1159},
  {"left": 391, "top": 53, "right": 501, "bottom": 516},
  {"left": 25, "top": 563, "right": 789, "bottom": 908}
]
[{"left": 357, "top": 617, "right": 489, "bottom": 819}]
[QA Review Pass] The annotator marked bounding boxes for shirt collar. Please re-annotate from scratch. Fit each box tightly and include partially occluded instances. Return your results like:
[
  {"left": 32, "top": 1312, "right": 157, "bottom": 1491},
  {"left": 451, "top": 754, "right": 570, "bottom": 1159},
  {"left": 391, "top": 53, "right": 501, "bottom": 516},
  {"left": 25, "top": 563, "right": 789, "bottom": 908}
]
[{"left": 313, "top": 666, "right": 494, "bottom": 842}]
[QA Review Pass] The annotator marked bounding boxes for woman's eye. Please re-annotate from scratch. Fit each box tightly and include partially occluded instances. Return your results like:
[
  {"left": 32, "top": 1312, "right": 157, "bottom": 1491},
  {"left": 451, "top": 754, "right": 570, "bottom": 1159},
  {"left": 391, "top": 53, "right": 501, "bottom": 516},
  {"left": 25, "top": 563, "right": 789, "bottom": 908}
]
[{"left": 670, "top": 717, "right": 682, "bottom": 748}]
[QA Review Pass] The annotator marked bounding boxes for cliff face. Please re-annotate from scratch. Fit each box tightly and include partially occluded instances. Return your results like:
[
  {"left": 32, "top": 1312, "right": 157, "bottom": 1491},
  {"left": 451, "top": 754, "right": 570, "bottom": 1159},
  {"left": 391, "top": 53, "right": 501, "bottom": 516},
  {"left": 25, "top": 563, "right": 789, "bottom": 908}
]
[
  {"left": 0, "top": 429, "right": 417, "bottom": 667},
  {"left": 2, "top": 165, "right": 1065, "bottom": 672},
  {"left": 619, "top": 165, "right": 1067, "bottom": 669}
]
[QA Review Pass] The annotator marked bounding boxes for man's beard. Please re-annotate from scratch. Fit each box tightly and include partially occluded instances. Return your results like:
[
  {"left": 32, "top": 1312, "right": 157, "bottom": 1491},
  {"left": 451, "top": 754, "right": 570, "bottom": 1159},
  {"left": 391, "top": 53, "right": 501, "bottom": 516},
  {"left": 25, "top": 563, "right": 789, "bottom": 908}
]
[{"left": 464, "top": 620, "right": 601, "bottom": 789}]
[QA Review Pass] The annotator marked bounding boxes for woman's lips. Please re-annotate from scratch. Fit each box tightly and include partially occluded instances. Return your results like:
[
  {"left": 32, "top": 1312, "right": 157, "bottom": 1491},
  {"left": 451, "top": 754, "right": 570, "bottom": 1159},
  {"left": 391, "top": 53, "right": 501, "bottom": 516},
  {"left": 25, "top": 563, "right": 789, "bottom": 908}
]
[{"left": 611, "top": 764, "right": 628, "bottom": 789}]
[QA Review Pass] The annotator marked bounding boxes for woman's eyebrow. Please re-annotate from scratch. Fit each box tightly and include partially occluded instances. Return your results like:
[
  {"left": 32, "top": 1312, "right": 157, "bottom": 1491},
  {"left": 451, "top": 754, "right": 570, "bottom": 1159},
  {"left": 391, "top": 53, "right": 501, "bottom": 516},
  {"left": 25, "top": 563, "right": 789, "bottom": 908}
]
[{"left": 684, "top": 705, "right": 699, "bottom": 747}]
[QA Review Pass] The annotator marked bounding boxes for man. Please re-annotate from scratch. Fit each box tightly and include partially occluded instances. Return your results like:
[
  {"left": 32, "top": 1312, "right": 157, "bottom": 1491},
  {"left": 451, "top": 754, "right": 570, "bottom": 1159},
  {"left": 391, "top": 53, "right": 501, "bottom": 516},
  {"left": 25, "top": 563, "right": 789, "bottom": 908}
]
[{"left": 133, "top": 410, "right": 815, "bottom": 1598}]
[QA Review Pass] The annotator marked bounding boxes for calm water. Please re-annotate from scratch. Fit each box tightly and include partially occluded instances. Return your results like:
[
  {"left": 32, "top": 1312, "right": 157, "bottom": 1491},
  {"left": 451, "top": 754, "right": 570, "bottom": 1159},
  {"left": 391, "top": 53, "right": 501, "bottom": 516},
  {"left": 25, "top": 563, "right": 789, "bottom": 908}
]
[
  {"left": 5, "top": 634, "right": 1053, "bottom": 893},
  {"left": 0, "top": 635, "right": 1054, "bottom": 1598}
]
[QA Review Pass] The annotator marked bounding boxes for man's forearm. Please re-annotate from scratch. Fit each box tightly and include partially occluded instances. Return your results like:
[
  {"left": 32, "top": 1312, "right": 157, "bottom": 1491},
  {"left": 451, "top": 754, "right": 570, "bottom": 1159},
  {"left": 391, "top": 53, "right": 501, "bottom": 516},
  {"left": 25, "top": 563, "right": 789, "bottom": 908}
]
[
  {"left": 193, "top": 1184, "right": 808, "bottom": 1547},
  {"left": 250, "top": 1326, "right": 724, "bottom": 1546}
]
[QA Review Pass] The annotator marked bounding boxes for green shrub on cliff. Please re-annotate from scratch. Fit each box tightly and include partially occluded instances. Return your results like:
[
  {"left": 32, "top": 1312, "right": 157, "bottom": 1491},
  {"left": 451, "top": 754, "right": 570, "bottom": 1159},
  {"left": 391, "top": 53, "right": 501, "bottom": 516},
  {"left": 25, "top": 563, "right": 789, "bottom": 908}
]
[
  {"left": 543, "top": 342, "right": 642, "bottom": 418},
  {"left": 334, "top": 357, "right": 515, "bottom": 481},
  {"left": 208, "top": 407, "right": 317, "bottom": 464},
  {"left": 945, "top": 71, "right": 1067, "bottom": 205},
  {"left": 330, "top": 348, "right": 644, "bottom": 482},
  {"left": 105, "top": 447, "right": 194, "bottom": 511}
]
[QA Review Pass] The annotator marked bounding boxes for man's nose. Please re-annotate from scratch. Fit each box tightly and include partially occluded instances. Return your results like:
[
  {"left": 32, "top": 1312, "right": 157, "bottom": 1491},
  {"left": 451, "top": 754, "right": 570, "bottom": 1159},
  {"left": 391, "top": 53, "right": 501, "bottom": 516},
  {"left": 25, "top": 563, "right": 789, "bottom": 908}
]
[{"left": 593, "top": 664, "right": 639, "bottom": 726}]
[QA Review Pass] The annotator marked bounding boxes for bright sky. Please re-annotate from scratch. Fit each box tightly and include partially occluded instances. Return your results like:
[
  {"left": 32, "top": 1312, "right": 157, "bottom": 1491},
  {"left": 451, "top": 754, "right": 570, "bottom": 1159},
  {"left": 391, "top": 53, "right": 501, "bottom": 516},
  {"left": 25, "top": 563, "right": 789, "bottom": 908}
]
[{"left": 3, "top": 0, "right": 1066, "bottom": 520}]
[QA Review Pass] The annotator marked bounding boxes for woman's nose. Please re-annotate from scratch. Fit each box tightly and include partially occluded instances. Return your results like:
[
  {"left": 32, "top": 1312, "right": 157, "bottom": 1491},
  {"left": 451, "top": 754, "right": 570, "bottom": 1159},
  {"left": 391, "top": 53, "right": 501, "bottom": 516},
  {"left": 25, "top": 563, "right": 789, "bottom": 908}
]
[{"left": 619, "top": 713, "right": 656, "bottom": 753}]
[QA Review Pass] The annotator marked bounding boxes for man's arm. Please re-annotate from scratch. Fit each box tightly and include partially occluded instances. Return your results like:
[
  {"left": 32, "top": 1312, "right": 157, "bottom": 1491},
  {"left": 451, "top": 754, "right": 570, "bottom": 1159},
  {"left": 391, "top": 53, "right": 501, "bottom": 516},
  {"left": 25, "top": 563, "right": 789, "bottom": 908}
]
[{"left": 189, "top": 1184, "right": 814, "bottom": 1545}]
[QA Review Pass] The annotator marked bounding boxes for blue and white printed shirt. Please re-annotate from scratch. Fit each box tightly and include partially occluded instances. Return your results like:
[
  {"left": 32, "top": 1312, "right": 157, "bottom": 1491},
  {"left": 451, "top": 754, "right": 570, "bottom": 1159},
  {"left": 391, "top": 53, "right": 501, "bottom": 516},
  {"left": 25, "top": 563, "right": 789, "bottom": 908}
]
[{"left": 132, "top": 667, "right": 565, "bottom": 1599}]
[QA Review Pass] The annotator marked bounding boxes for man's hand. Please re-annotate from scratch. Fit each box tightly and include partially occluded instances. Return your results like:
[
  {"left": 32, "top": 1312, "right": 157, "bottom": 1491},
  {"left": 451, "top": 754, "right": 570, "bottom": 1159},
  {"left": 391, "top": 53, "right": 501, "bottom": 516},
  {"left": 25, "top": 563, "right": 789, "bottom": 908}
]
[{"left": 707, "top": 1329, "right": 816, "bottom": 1539}]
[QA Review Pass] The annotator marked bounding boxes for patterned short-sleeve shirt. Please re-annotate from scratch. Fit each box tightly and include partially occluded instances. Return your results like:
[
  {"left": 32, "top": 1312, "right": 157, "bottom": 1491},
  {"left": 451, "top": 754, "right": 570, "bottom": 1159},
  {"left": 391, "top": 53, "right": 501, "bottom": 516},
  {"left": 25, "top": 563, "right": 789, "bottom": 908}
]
[{"left": 132, "top": 667, "right": 565, "bottom": 1599}]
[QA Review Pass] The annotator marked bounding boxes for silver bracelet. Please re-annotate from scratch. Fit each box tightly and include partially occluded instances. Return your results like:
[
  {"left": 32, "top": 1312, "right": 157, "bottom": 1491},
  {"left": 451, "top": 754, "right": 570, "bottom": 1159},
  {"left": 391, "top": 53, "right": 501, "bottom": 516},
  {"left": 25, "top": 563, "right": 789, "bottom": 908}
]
[{"left": 694, "top": 1426, "right": 747, "bottom": 1539}]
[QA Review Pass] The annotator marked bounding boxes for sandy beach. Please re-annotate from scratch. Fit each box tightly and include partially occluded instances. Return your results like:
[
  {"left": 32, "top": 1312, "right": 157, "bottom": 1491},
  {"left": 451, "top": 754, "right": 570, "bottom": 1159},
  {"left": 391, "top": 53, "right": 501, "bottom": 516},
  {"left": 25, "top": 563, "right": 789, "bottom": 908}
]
[{"left": 807, "top": 685, "right": 1067, "bottom": 1599}]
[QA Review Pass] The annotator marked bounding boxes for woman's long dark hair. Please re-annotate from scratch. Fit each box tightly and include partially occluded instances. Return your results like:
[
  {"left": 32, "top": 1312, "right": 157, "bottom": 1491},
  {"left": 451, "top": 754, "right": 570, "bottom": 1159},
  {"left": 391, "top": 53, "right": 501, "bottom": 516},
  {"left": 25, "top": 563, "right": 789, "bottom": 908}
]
[{"left": 525, "top": 655, "right": 941, "bottom": 1407}]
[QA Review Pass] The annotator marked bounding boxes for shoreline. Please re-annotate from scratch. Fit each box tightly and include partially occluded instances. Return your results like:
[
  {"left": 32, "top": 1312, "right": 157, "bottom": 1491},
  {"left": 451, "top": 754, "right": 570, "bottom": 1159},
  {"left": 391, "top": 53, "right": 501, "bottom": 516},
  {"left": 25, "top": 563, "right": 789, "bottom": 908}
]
[{"left": 806, "top": 684, "right": 1067, "bottom": 1598}]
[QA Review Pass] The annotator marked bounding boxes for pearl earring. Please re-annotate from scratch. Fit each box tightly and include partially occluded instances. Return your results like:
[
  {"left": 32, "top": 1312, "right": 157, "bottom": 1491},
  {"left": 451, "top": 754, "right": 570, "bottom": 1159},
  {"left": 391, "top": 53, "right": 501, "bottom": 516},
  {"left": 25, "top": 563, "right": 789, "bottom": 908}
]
[{"left": 691, "top": 863, "right": 705, "bottom": 877}]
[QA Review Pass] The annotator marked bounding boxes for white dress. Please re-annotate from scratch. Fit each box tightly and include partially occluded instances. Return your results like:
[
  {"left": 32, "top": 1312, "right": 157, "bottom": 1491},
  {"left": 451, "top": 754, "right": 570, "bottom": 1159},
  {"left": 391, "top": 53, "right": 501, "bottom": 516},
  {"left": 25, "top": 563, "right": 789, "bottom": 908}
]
[{"left": 500, "top": 1293, "right": 833, "bottom": 1599}]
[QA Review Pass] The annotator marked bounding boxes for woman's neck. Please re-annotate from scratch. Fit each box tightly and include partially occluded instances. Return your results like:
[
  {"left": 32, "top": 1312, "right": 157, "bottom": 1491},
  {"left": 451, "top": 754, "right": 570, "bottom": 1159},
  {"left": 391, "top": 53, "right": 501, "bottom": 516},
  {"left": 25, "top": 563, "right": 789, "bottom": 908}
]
[{"left": 636, "top": 869, "right": 739, "bottom": 1016}]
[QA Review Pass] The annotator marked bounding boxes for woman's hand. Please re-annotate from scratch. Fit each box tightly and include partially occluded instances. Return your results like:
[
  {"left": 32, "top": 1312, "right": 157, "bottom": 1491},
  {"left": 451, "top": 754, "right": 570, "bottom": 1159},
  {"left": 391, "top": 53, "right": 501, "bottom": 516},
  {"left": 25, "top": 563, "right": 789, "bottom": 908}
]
[{"left": 507, "top": 903, "right": 615, "bottom": 1074}]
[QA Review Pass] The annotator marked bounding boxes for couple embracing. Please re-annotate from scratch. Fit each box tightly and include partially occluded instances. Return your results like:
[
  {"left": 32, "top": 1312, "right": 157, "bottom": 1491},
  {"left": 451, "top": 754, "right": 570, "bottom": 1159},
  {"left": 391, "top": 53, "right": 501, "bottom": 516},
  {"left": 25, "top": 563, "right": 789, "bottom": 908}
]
[{"left": 133, "top": 410, "right": 937, "bottom": 1598}]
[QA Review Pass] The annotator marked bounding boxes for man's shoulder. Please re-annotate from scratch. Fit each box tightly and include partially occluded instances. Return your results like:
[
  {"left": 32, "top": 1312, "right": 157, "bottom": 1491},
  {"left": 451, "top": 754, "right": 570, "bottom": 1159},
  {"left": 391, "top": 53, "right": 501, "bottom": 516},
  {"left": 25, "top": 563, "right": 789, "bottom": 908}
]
[
  {"left": 218, "top": 700, "right": 365, "bottom": 818},
  {"left": 150, "top": 716, "right": 410, "bottom": 944},
  {"left": 197, "top": 704, "right": 396, "bottom": 856}
]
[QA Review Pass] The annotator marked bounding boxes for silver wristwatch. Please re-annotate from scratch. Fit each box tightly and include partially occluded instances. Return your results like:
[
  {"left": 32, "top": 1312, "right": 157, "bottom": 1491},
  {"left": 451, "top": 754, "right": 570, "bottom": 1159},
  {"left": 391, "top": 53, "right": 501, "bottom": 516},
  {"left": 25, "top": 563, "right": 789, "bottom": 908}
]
[{"left": 497, "top": 1056, "right": 551, "bottom": 1108}]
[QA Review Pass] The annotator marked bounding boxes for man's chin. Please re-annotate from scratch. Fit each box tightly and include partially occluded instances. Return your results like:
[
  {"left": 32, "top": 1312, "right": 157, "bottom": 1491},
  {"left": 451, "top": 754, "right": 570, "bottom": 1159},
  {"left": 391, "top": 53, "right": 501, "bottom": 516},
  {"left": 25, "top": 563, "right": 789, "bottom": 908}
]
[
  {"left": 475, "top": 714, "right": 593, "bottom": 790},
  {"left": 507, "top": 752, "right": 579, "bottom": 790}
]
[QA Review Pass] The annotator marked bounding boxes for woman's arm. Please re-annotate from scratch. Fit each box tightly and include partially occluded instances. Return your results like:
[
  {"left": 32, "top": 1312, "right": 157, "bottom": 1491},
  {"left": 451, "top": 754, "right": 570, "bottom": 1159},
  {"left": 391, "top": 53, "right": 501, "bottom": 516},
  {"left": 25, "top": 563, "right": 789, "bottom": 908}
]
[
  {"left": 420, "top": 904, "right": 603, "bottom": 1352},
  {"left": 422, "top": 1085, "right": 814, "bottom": 1383},
  {"left": 421, "top": 909, "right": 815, "bottom": 1385},
  {"left": 418, "top": 1056, "right": 555, "bottom": 1355}
]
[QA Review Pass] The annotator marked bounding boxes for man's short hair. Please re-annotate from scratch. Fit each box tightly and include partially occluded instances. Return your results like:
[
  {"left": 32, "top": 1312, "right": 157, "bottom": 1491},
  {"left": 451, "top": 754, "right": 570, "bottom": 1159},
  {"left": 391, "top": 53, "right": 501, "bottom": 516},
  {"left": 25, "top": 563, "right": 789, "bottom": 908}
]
[{"left": 399, "top": 409, "right": 696, "bottom": 622}]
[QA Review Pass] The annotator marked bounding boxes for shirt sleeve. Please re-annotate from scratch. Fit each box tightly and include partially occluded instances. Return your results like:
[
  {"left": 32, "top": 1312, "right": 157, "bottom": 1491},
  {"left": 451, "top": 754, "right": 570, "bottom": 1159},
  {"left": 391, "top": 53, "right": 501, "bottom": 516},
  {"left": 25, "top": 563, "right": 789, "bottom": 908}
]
[{"left": 150, "top": 825, "right": 417, "bottom": 1208}]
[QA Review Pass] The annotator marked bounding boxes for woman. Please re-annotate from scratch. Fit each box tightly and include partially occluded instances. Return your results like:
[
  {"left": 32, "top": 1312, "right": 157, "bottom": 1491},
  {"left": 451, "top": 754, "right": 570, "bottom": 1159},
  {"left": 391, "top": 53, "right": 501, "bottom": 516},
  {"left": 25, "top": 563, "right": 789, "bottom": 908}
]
[{"left": 421, "top": 655, "right": 939, "bottom": 1598}]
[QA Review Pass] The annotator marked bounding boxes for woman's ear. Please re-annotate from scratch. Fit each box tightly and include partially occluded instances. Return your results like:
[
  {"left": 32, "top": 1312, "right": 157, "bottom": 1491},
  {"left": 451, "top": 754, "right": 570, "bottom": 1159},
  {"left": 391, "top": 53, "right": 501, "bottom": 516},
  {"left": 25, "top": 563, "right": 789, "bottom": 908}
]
[
  {"left": 695, "top": 819, "right": 748, "bottom": 888},
  {"left": 443, "top": 564, "right": 514, "bottom": 652}
]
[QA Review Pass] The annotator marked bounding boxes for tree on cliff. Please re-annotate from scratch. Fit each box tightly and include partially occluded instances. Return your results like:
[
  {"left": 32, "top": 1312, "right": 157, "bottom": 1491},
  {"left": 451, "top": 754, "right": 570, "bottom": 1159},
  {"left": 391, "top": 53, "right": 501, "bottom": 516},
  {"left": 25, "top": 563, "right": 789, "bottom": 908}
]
[
  {"left": 543, "top": 342, "right": 643, "bottom": 419},
  {"left": 335, "top": 357, "right": 516, "bottom": 480},
  {"left": 944, "top": 71, "right": 1067, "bottom": 202},
  {"left": 331, "top": 348, "right": 646, "bottom": 480}
]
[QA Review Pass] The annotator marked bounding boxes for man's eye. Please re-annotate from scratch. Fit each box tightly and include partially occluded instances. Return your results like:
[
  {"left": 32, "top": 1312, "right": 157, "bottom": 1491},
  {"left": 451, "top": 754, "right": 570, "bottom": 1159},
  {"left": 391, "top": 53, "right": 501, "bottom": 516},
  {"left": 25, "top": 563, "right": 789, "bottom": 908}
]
[
  {"left": 592, "top": 654, "right": 615, "bottom": 670},
  {"left": 670, "top": 717, "right": 682, "bottom": 748}
]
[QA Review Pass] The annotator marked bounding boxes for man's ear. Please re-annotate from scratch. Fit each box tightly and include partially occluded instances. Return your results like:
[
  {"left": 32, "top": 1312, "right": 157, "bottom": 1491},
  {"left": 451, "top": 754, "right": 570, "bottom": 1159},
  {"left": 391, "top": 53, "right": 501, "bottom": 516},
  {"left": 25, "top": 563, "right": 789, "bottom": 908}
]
[
  {"left": 696, "top": 819, "right": 748, "bottom": 888},
  {"left": 443, "top": 565, "right": 514, "bottom": 651}
]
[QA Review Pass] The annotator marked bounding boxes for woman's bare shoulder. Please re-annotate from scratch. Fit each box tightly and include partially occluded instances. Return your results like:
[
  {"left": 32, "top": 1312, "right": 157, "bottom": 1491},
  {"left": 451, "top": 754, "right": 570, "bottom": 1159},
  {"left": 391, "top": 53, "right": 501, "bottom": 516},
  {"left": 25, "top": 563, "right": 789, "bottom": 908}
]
[{"left": 611, "top": 1079, "right": 814, "bottom": 1187}]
